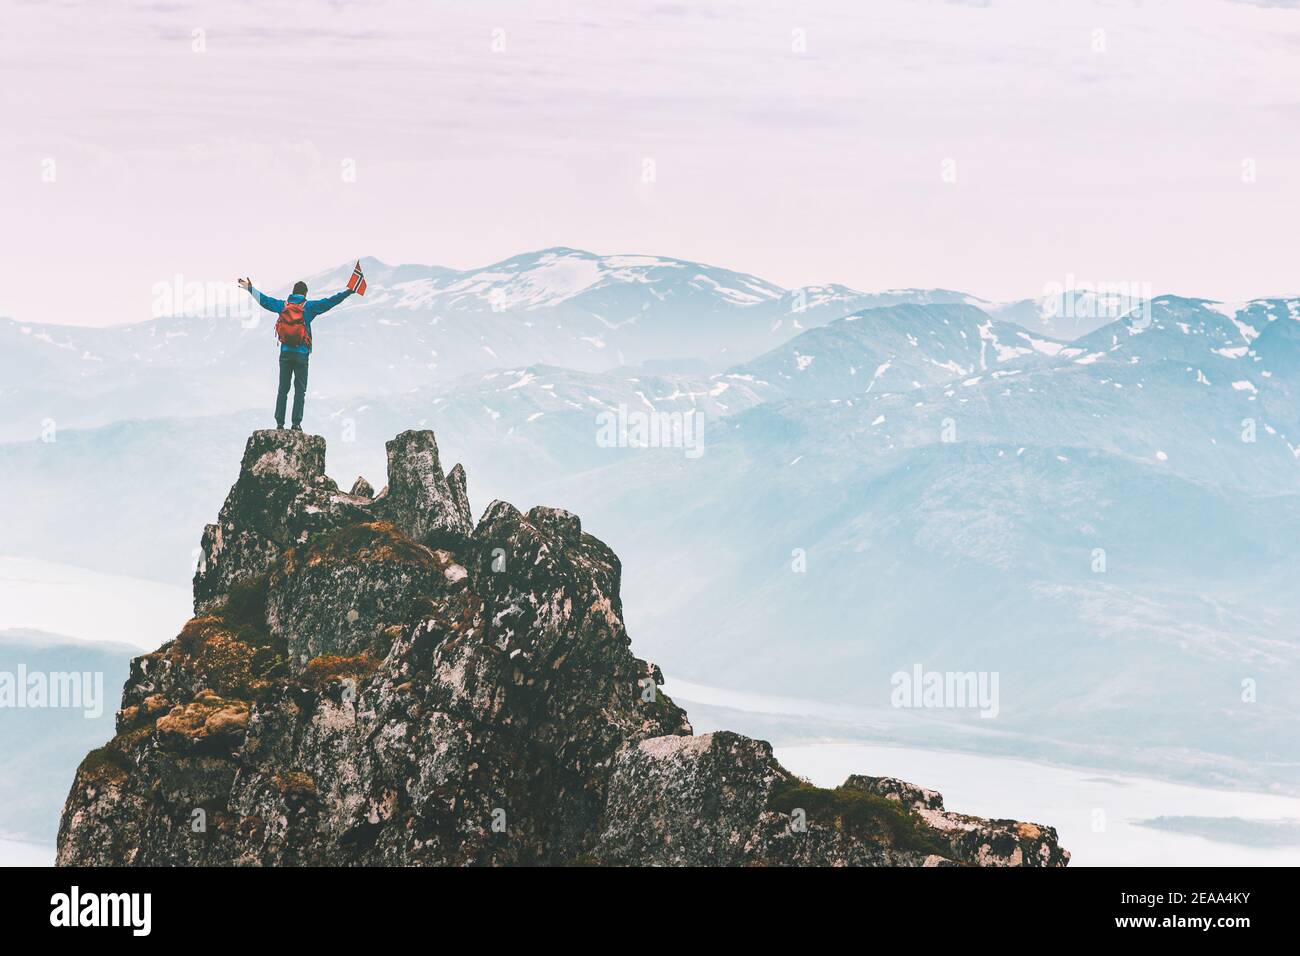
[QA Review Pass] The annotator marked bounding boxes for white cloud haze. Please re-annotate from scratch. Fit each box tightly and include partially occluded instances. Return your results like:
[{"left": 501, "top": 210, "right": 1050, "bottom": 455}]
[{"left": 2, "top": 0, "right": 1298, "bottom": 326}]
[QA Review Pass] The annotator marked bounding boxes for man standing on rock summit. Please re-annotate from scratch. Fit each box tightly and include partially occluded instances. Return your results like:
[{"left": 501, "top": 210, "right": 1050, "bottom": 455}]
[{"left": 238, "top": 270, "right": 361, "bottom": 431}]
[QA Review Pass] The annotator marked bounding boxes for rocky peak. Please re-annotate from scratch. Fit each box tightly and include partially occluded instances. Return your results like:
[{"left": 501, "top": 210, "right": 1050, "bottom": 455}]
[
  {"left": 58, "top": 428, "right": 1068, "bottom": 867},
  {"left": 372, "top": 429, "right": 474, "bottom": 547},
  {"left": 193, "top": 428, "right": 470, "bottom": 614},
  {"left": 242, "top": 428, "right": 327, "bottom": 482}
]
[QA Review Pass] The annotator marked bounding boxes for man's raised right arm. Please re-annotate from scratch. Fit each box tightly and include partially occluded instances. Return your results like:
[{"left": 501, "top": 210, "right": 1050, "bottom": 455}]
[{"left": 240, "top": 277, "right": 284, "bottom": 314}]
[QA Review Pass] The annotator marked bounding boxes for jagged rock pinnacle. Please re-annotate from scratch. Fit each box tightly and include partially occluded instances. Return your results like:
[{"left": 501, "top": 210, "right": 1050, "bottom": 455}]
[
  {"left": 56, "top": 427, "right": 1069, "bottom": 867},
  {"left": 373, "top": 429, "right": 474, "bottom": 547}
]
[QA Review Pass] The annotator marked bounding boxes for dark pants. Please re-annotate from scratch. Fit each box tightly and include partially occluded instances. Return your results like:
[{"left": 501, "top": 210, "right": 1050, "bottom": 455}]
[{"left": 275, "top": 351, "right": 310, "bottom": 427}]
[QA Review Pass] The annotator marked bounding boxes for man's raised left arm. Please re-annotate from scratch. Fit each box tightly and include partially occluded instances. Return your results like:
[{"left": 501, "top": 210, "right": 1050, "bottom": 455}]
[{"left": 307, "top": 289, "right": 354, "bottom": 317}]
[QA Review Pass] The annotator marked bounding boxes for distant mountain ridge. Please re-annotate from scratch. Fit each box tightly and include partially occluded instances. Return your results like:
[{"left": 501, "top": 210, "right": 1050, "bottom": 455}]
[
  {"left": 0, "top": 246, "right": 1213, "bottom": 440},
  {"left": 0, "top": 630, "right": 133, "bottom": 843}
]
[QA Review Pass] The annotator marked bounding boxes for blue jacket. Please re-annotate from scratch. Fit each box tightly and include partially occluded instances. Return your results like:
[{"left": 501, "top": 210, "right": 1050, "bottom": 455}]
[{"left": 248, "top": 286, "right": 354, "bottom": 354}]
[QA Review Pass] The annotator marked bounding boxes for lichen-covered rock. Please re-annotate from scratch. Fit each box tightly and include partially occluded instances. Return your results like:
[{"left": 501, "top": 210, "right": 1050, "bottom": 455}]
[
  {"left": 373, "top": 429, "right": 474, "bottom": 548},
  {"left": 59, "top": 428, "right": 1069, "bottom": 868},
  {"left": 843, "top": 774, "right": 944, "bottom": 812},
  {"left": 193, "top": 429, "right": 372, "bottom": 613},
  {"left": 266, "top": 521, "right": 460, "bottom": 668},
  {"left": 595, "top": 733, "right": 1067, "bottom": 867},
  {"left": 596, "top": 732, "right": 796, "bottom": 866}
]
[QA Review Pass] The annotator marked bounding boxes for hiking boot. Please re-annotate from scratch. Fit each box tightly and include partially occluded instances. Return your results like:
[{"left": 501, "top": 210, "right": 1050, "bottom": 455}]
[{"left": 291, "top": 424, "right": 303, "bottom": 432}]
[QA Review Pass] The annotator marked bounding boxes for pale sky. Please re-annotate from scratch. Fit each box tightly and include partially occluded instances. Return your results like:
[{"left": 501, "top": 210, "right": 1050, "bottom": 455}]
[{"left": 2, "top": 0, "right": 1298, "bottom": 326}]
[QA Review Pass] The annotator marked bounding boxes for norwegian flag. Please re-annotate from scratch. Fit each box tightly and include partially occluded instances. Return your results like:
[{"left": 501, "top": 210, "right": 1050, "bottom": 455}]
[{"left": 347, "top": 260, "right": 367, "bottom": 296}]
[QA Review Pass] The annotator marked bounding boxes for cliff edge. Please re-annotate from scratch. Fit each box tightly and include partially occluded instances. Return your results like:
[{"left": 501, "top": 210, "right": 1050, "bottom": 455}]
[{"left": 57, "top": 428, "right": 1068, "bottom": 866}]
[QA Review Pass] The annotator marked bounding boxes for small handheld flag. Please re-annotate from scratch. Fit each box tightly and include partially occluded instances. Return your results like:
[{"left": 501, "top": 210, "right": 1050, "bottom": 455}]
[{"left": 347, "top": 260, "right": 367, "bottom": 296}]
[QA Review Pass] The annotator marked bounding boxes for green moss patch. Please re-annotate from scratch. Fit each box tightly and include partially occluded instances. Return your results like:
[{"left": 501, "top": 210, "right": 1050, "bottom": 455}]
[
  {"left": 169, "top": 573, "right": 287, "bottom": 698},
  {"left": 77, "top": 715, "right": 164, "bottom": 785},
  {"left": 171, "top": 618, "right": 265, "bottom": 698},
  {"left": 644, "top": 686, "right": 682, "bottom": 724},
  {"left": 223, "top": 574, "right": 271, "bottom": 635},
  {"left": 768, "top": 781, "right": 948, "bottom": 857},
  {"left": 286, "top": 521, "right": 437, "bottom": 572},
  {"left": 77, "top": 744, "right": 134, "bottom": 784}
]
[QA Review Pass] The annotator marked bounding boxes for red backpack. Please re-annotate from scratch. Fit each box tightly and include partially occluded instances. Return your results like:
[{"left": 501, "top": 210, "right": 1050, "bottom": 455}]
[{"left": 275, "top": 300, "right": 311, "bottom": 349}]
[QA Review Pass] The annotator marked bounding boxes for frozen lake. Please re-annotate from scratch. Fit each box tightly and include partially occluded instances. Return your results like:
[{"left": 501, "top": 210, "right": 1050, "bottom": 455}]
[{"left": 0, "top": 555, "right": 190, "bottom": 650}]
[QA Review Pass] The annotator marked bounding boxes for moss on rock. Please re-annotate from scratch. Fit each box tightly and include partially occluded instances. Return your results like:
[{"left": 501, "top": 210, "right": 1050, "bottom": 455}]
[
  {"left": 284, "top": 520, "right": 440, "bottom": 573},
  {"left": 300, "top": 652, "right": 380, "bottom": 689},
  {"left": 155, "top": 691, "right": 250, "bottom": 751},
  {"left": 768, "top": 780, "right": 949, "bottom": 858},
  {"left": 77, "top": 745, "right": 134, "bottom": 785}
]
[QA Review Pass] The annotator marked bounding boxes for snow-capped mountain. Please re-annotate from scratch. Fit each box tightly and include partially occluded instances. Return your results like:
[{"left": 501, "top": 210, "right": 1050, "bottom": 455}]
[
  {"left": 1072, "top": 296, "right": 1300, "bottom": 367},
  {"left": 985, "top": 287, "right": 1152, "bottom": 341},
  {"left": 725, "top": 303, "right": 1071, "bottom": 401},
  {"left": 536, "top": 301, "right": 1300, "bottom": 789},
  {"left": 329, "top": 248, "right": 785, "bottom": 311},
  {"left": 4, "top": 254, "right": 1300, "bottom": 796},
  {"left": 0, "top": 248, "right": 1155, "bottom": 441},
  {"left": 0, "top": 248, "right": 950, "bottom": 440}
]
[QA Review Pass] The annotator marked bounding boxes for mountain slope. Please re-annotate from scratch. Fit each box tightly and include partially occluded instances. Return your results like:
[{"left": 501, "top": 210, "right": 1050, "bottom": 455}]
[
  {"left": 0, "top": 630, "right": 134, "bottom": 843},
  {"left": 0, "top": 248, "right": 855, "bottom": 439},
  {"left": 547, "top": 409, "right": 1300, "bottom": 791},
  {"left": 727, "top": 302, "right": 1071, "bottom": 400},
  {"left": 0, "top": 249, "right": 1107, "bottom": 441}
]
